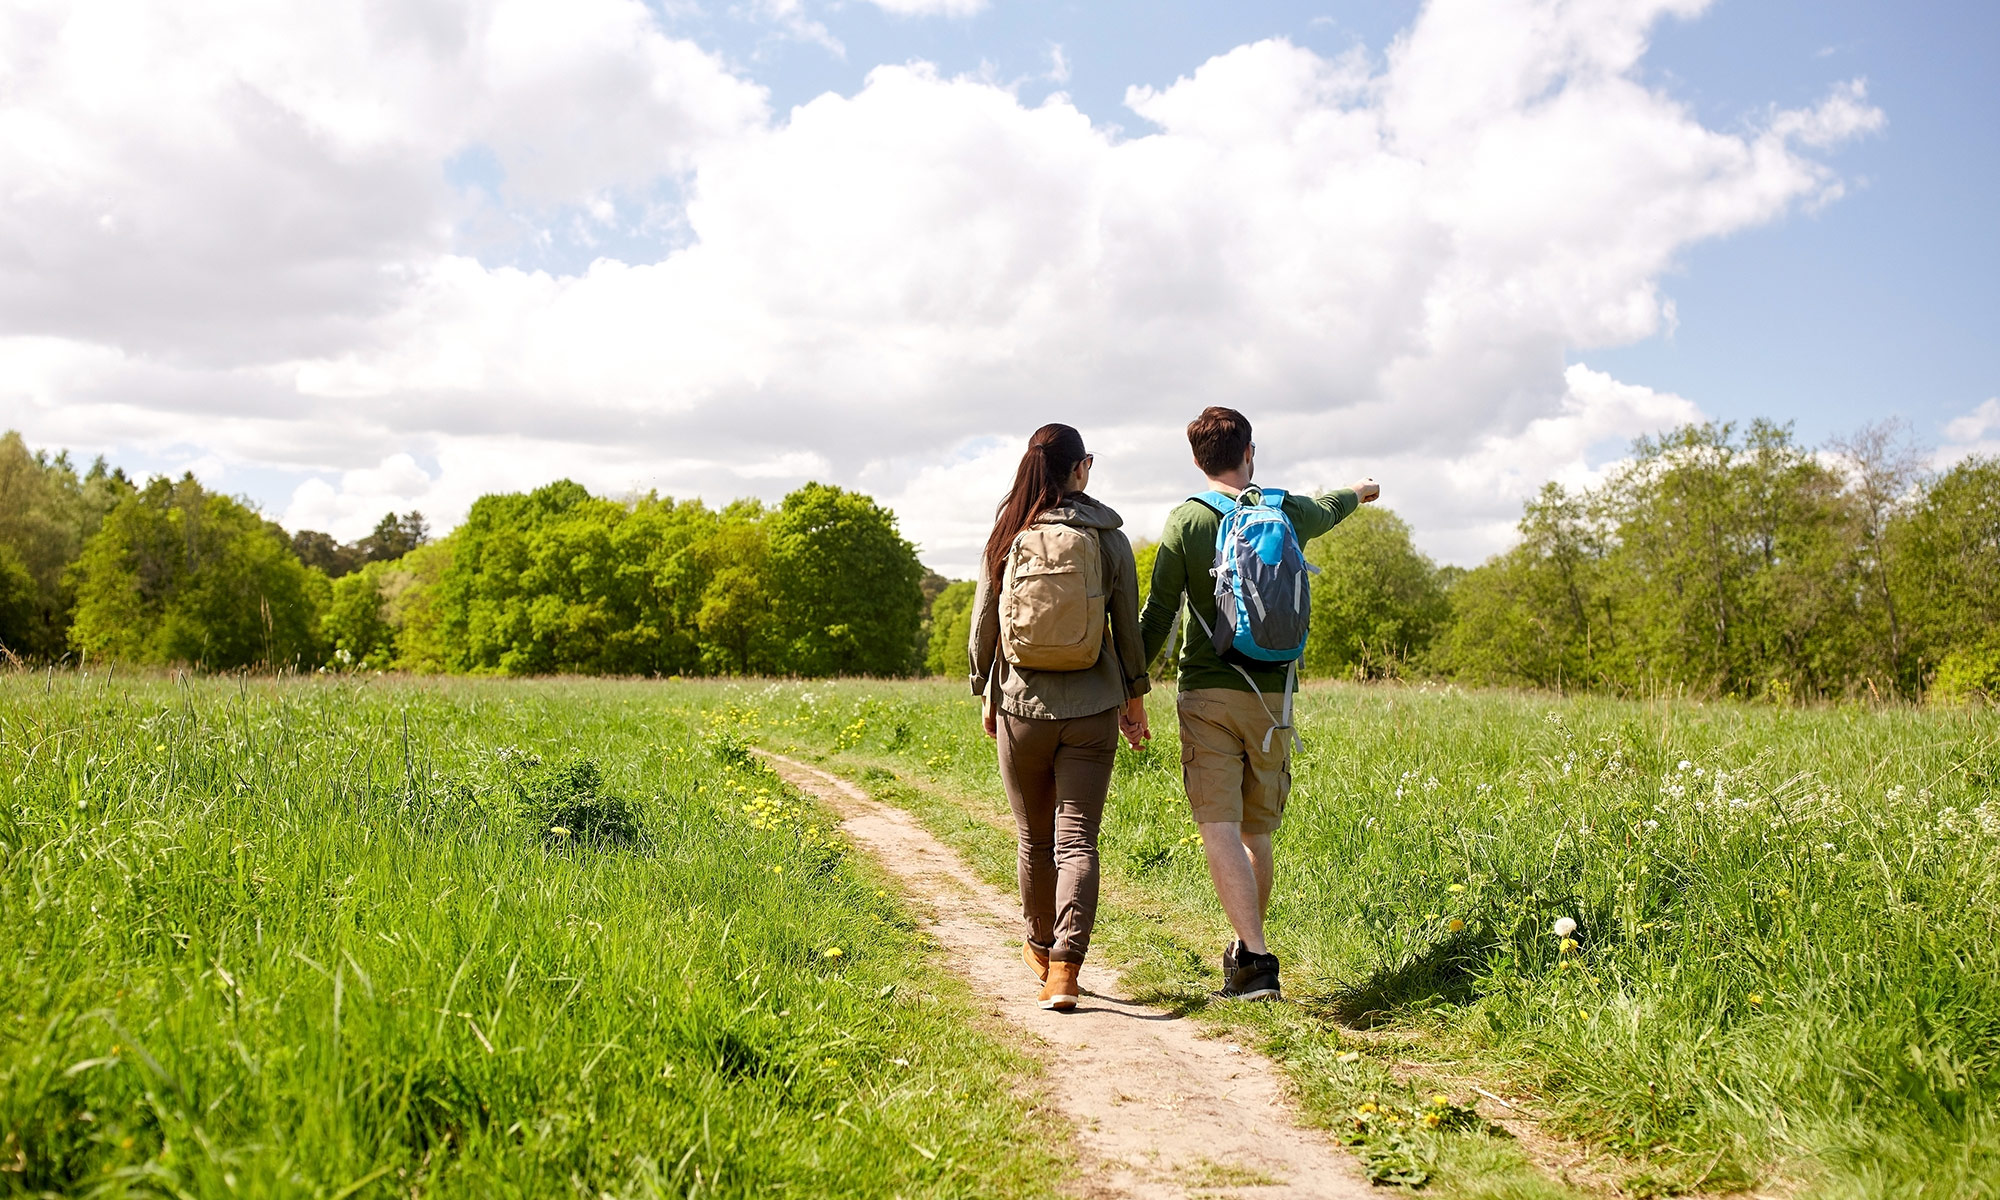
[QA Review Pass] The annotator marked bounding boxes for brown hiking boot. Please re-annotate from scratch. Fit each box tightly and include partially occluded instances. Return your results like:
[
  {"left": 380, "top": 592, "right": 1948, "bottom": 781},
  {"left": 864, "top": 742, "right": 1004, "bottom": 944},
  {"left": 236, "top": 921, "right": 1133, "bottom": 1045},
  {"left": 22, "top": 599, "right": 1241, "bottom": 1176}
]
[
  {"left": 1023, "top": 940, "right": 1050, "bottom": 982},
  {"left": 1039, "top": 961, "right": 1079, "bottom": 1010}
]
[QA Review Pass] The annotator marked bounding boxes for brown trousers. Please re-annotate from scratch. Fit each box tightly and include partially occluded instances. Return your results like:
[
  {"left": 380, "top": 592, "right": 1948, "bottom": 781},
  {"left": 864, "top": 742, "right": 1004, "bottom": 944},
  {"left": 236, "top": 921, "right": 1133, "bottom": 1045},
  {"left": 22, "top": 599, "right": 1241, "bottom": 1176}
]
[{"left": 996, "top": 707, "right": 1119, "bottom": 964}]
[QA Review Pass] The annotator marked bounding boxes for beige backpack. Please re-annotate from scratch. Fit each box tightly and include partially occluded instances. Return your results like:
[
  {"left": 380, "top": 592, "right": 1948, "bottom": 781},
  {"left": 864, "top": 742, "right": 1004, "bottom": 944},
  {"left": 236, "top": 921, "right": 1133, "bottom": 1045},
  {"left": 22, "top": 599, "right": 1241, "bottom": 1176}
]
[{"left": 999, "top": 522, "right": 1107, "bottom": 671}]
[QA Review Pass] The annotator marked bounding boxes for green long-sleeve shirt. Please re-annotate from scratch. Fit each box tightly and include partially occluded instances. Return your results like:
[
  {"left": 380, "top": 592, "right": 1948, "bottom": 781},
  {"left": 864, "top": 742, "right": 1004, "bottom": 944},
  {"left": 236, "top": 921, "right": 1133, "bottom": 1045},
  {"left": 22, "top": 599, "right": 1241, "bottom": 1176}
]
[{"left": 1139, "top": 485, "right": 1360, "bottom": 693}]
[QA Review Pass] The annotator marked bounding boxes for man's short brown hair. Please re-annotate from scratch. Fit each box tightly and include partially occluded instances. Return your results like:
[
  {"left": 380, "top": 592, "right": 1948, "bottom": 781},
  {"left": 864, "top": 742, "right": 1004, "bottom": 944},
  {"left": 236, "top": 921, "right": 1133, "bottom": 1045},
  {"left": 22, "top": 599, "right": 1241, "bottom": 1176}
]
[{"left": 1187, "top": 407, "right": 1252, "bottom": 476}]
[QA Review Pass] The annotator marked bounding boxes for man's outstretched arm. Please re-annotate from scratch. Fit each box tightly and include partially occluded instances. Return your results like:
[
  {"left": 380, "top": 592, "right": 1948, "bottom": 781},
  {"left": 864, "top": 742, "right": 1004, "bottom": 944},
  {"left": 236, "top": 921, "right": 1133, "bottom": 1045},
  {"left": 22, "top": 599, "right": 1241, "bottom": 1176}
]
[{"left": 1288, "top": 477, "right": 1380, "bottom": 542}]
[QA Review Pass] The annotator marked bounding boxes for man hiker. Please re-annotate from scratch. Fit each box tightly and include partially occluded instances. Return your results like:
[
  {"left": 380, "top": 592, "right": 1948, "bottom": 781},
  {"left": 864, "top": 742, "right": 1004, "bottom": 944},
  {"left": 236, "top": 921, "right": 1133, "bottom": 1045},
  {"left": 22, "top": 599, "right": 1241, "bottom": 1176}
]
[{"left": 1135, "top": 406, "right": 1379, "bottom": 1000}]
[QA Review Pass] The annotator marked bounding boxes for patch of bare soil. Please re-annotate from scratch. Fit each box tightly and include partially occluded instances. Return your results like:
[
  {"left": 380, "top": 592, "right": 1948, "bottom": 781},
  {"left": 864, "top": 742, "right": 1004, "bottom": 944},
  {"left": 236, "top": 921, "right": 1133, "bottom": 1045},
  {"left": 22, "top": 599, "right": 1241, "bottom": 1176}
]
[{"left": 761, "top": 751, "right": 1376, "bottom": 1200}]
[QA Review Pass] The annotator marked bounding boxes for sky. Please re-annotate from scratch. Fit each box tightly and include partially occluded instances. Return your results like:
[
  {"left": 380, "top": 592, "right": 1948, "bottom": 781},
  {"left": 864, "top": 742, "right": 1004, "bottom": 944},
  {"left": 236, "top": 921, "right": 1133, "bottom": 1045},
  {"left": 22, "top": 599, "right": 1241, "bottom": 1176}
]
[{"left": 3, "top": 0, "right": 1995, "bottom": 575}]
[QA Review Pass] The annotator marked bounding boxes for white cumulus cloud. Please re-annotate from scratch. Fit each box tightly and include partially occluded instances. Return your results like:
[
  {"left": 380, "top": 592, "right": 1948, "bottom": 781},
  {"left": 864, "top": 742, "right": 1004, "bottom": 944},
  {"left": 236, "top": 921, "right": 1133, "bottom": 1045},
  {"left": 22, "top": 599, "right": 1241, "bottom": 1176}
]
[
  {"left": 859, "top": 0, "right": 988, "bottom": 17},
  {"left": 1938, "top": 397, "right": 2000, "bottom": 466},
  {"left": 0, "top": 0, "right": 1883, "bottom": 571}
]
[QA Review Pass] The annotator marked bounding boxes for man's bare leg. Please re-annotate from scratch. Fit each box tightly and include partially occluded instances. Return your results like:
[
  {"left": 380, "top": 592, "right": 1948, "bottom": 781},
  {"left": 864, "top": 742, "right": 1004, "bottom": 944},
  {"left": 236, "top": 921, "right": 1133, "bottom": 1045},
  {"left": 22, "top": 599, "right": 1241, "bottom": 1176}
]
[
  {"left": 1242, "top": 831, "right": 1274, "bottom": 922},
  {"left": 1199, "top": 821, "right": 1270, "bottom": 955}
]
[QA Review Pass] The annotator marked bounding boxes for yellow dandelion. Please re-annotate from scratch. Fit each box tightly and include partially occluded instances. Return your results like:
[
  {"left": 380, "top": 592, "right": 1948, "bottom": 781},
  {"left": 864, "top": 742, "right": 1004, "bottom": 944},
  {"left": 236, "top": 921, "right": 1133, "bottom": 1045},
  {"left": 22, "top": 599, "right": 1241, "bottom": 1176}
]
[
  {"left": 549, "top": 825, "right": 571, "bottom": 837},
  {"left": 1448, "top": 918, "right": 1466, "bottom": 932},
  {"left": 1431, "top": 1094, "right": 1449, "bottom": 1106},
  {"left": 1747, "top": 993, "right": 1763, "bottom": 1006},
  {"left": 823, "top": 946, "right": 844, "bottom": 959},
  {"left": 1447, "top": 883, "right": 1465, "bottom": 893}
]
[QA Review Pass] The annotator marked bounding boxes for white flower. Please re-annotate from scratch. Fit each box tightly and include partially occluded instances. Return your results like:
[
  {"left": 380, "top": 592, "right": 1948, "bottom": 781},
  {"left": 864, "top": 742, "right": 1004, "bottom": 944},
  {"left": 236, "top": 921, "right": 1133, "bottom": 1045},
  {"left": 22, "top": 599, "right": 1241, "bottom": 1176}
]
[
  {"left": 1678, "top": 760, "right": 1691, "bottom": 771},
  {"left": 1975, "top": 803, "right": 2000, "bottom": 837},
  {"left": 1553, "top": 917, "right": 1577, "bottom": 938},
  {"left": 1643, "top": 819, "right": 1660, "bottom": 831}
]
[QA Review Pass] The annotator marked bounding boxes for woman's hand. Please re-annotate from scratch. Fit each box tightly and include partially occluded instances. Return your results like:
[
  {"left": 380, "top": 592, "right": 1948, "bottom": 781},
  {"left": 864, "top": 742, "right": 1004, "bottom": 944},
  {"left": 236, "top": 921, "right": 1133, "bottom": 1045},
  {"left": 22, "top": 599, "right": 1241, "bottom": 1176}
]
[
  {"left": 982, "top": 696, "right": 998, "bottom": 740},
  {"left": 1119, "top": 695, "right": 1151, "bottom": 750}
]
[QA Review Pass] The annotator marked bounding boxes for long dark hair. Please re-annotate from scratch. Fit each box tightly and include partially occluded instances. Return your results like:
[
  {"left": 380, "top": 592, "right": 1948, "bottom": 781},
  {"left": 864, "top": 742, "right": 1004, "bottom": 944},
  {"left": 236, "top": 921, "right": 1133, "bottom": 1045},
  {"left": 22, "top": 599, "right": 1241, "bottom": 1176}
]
[{"left": 984, "top": 423, "right": 1087, "bottom": 583}]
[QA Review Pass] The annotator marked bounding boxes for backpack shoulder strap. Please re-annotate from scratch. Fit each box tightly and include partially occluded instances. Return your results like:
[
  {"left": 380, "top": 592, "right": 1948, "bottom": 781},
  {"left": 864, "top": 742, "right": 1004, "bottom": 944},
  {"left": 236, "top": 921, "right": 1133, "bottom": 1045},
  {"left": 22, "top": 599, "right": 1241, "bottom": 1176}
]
[
  {"left": 1254, "top": 487, "right": 1288, "bottom": 508},
  {"left": 1189, "top": 490, "right": 1238, "bottom": 515}
]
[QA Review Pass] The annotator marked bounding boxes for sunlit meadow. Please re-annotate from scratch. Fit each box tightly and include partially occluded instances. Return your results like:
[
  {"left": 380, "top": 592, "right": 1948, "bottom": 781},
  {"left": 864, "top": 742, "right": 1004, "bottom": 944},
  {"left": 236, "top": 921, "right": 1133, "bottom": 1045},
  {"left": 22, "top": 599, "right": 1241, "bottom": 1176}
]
[
  {"left": 714, "top": 677, "right": 2000, "bottom": 1198},
  {"left": 0, "top": 672, "right": 1066, "bottom": 1198}
]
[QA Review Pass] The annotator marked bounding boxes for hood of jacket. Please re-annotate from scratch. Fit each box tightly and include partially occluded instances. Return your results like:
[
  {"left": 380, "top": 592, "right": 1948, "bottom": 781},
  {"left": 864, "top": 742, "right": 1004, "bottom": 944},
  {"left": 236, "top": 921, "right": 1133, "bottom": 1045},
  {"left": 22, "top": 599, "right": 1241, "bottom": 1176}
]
[{"left": 1038, "top": 492, "right": 1123, "bottom": 531}]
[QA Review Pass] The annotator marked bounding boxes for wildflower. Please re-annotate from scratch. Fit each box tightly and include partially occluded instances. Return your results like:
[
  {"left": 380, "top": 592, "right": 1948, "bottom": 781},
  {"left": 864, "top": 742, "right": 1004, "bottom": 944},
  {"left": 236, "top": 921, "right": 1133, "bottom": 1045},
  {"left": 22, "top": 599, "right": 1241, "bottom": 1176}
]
[
  {"left": 1337, "top": 1050, "right": 1362, "bottom": 1064},
  {"left": 1447, "top": 883, "right": 1465, "bottom": 893},
  {"left": 1431, "top": 1094, "right": 1449, "bottom": 1106},
  {"left": 823, "top": 946, "right": 843, "bottom": 960},
  {"left": 1560, "top": 937, "right": 1579, "bottom": 955},
  {"left": 1422, "top": 1111, "right": 1442, "bottom": 1128},
  {"left": 1677, "top": 760, "right": 1691, "bottom": 771},
  {"left": 1553, "top": 917, "right": 1577, "bottom": 938},
  {"left": 1643, "top": 819, "right": 1660, "bottom": 831},
  {"left": 1358, "top": 1102, "right": 1378, "bottom": 1114},
  {"left": 1747, "top": 993, "right": 1762, "bottom": 1006},
  {"left": 1448, "top": 918, "right": 1466, "bottom": 932},
  {"left": 549, "top": 825, "right": 570, "bottom": 837}
]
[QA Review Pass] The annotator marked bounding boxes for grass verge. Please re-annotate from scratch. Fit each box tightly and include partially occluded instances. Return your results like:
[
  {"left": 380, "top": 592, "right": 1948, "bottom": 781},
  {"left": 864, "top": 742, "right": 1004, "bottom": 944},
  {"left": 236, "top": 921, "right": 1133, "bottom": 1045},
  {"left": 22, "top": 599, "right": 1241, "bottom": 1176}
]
[{"left": 1, "top": 673, "right": 1068, "bottom": 1198}]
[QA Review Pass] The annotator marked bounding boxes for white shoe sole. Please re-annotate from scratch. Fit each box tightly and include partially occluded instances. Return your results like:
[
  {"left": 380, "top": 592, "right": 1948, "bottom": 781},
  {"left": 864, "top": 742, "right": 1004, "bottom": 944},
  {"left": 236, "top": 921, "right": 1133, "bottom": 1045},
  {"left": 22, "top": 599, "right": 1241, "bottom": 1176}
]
[
  {"left": 1226, "top": 987, "right": 1281, "bottom": 1001},
  {"left": 1039, "top": 995, "right": 1077, "bottom": 1010}
]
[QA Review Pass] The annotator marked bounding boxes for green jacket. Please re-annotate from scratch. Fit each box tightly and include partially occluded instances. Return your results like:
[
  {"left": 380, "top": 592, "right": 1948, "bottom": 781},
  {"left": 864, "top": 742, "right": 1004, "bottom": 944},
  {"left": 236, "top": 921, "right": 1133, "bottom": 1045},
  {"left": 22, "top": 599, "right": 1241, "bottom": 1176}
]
[
  {"left": 970, "top": 493, "right": 1152, "bottom": 721},
  {"left": 1139, "top": 485, "right": 1360, "bottom": 693}
]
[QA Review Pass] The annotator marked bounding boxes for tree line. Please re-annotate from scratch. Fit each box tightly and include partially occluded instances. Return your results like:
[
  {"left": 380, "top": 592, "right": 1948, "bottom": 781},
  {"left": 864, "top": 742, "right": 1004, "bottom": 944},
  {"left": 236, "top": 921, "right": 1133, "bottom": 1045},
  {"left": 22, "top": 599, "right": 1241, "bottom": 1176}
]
[{"left": 1, "top": 423, "right": 1994, "bottom": 700}]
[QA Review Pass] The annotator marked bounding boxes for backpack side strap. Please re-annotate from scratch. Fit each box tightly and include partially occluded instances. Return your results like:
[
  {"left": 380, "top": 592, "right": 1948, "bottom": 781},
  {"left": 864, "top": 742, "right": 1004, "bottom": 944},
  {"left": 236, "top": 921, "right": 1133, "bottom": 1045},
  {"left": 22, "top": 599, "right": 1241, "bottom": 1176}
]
[{"left": 1189, "top": 490, "right": 1237, "bottom": 515}]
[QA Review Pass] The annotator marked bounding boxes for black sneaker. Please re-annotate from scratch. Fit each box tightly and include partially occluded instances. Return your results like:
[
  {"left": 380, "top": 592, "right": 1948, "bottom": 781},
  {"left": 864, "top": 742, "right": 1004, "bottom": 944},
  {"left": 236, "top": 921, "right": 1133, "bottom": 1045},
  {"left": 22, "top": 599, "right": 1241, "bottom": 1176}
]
[{"left": 1221, "top": 940, "right": 1282, "bottom": 1001}]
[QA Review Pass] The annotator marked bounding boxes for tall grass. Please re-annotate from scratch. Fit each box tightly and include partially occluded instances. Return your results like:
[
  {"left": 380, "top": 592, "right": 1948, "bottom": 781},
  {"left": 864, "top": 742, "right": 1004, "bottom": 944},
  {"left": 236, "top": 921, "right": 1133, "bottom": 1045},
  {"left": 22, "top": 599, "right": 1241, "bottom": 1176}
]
[
  {"left": 717, "top": 678, "right": 2000, "bottom": 1198},
  {"left": 0, "top": 673, "right": 1064, "bottom": 1198}
]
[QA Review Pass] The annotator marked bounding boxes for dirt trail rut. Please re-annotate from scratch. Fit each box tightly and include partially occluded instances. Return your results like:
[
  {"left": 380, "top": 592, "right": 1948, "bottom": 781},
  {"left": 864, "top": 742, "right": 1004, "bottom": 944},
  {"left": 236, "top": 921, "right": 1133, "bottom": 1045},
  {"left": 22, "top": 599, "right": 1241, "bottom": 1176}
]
[{"left": 760, "top": 751, "right": 1375, "bottom": 1200}]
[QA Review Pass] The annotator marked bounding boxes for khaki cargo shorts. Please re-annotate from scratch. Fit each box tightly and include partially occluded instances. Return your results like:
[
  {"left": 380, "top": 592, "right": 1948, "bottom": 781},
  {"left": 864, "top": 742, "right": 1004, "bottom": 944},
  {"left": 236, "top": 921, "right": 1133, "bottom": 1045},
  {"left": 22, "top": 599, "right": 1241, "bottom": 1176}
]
[{"left": 1176, "top": 687, "right": 1291, "bottom": 835}]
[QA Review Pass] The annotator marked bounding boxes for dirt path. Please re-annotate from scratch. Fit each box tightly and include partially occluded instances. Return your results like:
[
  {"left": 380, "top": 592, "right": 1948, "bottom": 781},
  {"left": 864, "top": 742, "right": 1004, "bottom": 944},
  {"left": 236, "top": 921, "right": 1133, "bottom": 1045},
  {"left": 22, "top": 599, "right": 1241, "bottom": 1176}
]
[{"left": 760, "top": 751, "right": 1376, "bottom": 1200}]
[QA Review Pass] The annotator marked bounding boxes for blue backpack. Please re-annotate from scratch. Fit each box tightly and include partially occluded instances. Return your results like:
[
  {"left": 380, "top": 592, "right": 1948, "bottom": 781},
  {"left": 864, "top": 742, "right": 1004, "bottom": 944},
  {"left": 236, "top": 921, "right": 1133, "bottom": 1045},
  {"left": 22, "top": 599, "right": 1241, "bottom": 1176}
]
[{"left": 1188, "top": 487, "right": 1318, "bottom": 750}]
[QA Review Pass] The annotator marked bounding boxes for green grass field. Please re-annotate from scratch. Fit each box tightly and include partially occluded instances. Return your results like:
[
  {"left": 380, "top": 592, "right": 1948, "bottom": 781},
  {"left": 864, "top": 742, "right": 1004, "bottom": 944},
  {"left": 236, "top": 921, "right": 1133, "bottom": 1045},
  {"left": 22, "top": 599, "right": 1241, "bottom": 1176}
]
[
  {"left": 7, "top": 672, "right": 1997, "bottom": 1199},
  {"left": 712, "top": 678, "right": 2000, "bottom": 1199},
  {"left": 0, "top": 673, "right": 1066, "bottom": 1198}
]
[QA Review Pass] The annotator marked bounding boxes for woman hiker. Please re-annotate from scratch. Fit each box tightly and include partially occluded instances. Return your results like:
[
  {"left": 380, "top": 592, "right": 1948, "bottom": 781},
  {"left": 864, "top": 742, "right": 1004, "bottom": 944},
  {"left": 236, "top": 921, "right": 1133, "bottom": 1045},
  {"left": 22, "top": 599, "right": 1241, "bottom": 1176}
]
[{"left": 969, "top": 423, "right": 1152, "bottom": 1010}]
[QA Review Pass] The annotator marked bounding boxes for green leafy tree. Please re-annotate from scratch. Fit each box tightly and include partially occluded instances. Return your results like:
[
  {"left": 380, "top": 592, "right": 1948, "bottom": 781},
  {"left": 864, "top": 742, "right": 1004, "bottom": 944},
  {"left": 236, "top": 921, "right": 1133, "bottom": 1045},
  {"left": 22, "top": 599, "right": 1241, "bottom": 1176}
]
[
  {"left": 70, "top": 475, "right": 325, "bottom": 669},
  {"left": 358, "top": 511, "right": 431, "bottom": 562},
  {"left": 290, "top": 529, "right": 363, "bottom": 579},
  {"left": 0, "top": 432, "right": 130, "bottom": 657},
  {"left": 1302, "top": 506, "right": 1449, "bottom": 679},
  {"left": 323, "top": 560, "right": 398, "bottom": 667},
  {"left": 1892, "top": 456, "right": 2000, "bottom": 698},
  {"left": 419, "top": 482, "right": 735, "bottom": 676},
  {"left": 0, "top": 544, "right": 36, "bottom": 660},
  {"left": 768, "top": 483, "right": 924, "bottom": 676},
  {"left": 696, "top": 512, "right": 777, "bottom": 674},
  {"left": 922, "top": 580, "right": 976, "bottom": 679},
  {"left": 379, "top": 540, "right": 456, "bottom": 672}
]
